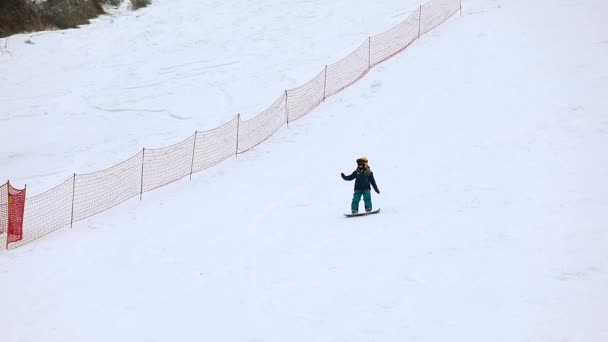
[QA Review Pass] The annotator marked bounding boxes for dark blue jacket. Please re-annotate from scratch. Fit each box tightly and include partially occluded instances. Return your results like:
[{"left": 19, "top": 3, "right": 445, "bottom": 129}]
[{"left": 342, "top": 169, "right": 380, "bottom": 193}]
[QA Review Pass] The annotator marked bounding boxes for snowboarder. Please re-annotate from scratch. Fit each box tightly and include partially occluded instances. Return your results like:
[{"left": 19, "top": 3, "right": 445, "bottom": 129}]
[{"left": 341, "top": 157, "right": 380, "bottom": 215}]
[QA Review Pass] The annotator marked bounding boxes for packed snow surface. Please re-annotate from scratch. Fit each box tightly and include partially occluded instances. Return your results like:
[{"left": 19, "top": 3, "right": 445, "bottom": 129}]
[{"left": 1, "top": 0, "right": 607, "bottom": 341}]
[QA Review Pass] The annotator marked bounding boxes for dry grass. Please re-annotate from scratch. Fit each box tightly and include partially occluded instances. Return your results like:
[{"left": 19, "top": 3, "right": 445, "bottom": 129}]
[
  {"left": 44, "top": 0, "right": 105, "bottom": 29},
  {"left": 0, "top": 0, "right": 128, "bottom": 38},
  {"left": 129, "top": 0, "right": 151, "bottom": 10},
  {"left": 0, "top": 1, "right": 47, "bottom": 37}
]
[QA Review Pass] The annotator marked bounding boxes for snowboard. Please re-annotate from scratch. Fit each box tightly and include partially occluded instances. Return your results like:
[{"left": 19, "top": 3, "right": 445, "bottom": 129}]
[{"left": 344, "top": 208, "right": 380, "bottom": 218}]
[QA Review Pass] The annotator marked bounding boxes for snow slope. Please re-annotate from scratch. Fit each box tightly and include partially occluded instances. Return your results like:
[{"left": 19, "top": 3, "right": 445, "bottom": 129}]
[
  {"left": 1, "top": 0, "right": 422, "bottom": 194},
  {"left": 2, "top": 0, "right": 608, "bottom": 341}
]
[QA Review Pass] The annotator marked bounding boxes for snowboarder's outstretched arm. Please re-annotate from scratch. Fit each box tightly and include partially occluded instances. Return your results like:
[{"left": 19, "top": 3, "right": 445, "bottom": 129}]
[
  {"left": 370, "top": 173, "right": 380, "bottom": 194},
  {"left": 341, "top": 171, "right": 356, "bottom": 181}
]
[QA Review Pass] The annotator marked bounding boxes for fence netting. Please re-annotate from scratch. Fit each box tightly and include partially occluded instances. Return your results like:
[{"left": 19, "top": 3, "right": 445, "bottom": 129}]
[
  {"left": 192, "top": 116, "right": 239, "bottom": 173},
  {"left": 0, "top": 182, "right": 7, "bottom": 236},
  {"left": 7, "top": 184, "right": 26, "bottom": 247},
  {"left": 5, "top": 0, "right": 459, "bottom": 250},
  {"left": 237, "top": 93, "right": 287, "bottom": 153},
  {"left": 0, "top": 183, "right": 7, "bottom": 249},
  {"left": 370, "top": 9, "right": 421, "bottom": 67},
  {"left": 421, "top": 0, "right": 460, "bottom": 35},
  {"left": 10, "top": 179, "right": 73, "bottom": 248},
  {"left": 73, "top": 151, "right": 143, "bottom": 222},
  {"left": 325, "top": 39, "right": 371, "bottom": 98},
  {"left": 286, "top": 68, "right": 326, "bottom": 123},
  {"left": 143, "top": 135, "right": 196, "bottom": 193}
]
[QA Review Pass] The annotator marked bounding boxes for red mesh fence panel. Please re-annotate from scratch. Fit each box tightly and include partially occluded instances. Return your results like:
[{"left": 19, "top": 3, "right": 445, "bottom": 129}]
[
  {"left": 286, "top": 68, "right": 326, "bottom": 122},
  {"left": 192, "top": 116, "right": 239, "bottom": 173},
  {"left": 420, "top": 0, "right": 460, "bottom": 35},
  {"left": 370, "top": 9, "right": 421, "bottom": 67},
  {"left": 7, "top": 184, "right": 26, "bottom": 247},
  {"left": 0, "top": 182, "right": 7, "bottom": 236},
  {"left": 9, "top": 178, "right": 73, "bottom": 248},
  {"left": 237, "top": 93, "right": 287, "bottom": 153},
  {"left": 73, "top": 151, "right": 143, "bottom": 222},
  {"left": 325, "top": 39, "right": 370, "bottom": 98},
  {"left": 143, "top": 135, "right": 195, "bottom": 193}
]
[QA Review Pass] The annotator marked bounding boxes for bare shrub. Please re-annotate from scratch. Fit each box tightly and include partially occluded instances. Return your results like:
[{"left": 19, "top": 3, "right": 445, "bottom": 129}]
[
  {"left": 130, "top": 0, "right": 151, "bottom": 10},
  {"left": 101, "top": 0, "right": 122, "bottom": 5},
  {"left": 0, "top": 0, "right": 48, "bottom": 37},
  {"left": 0, "top": 0, "right": 125, "bottom": 38},
  {"left": 42, "top": 0, "right": 105, "bottom": 29}
]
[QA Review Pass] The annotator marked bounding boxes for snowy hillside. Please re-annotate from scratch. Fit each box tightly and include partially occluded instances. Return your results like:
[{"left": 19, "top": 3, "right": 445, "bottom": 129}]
[
  {"left": 2, "top": 0, "right": 608, "bottom": 341},
  {"left": 1, "top": 0, "right": 424, "bottom": 193}
]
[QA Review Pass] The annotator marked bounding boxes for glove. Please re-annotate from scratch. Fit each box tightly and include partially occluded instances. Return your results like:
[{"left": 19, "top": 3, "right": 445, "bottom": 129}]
[
  {"left": 341, "top": 173, "right": 345, "bottom": 178},
  {"left": 375, "top": 189, "right": 380, "bottom": 194}
]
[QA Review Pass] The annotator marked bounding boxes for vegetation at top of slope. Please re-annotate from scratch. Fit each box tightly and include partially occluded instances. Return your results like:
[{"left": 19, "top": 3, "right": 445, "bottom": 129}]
[{"left": 0, "top": 0, "right": 150, "bottom": 38}]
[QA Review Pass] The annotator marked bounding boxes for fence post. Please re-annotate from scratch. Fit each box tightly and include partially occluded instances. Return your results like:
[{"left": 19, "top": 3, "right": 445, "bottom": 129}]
[
  {"left": 460, "top": 0, "right": 462, "bottom": 16},
  {"left": 70, "top": 173, "right": 76, "bottom": 228},
  {"left": 189, "top": 131, "right": 197, "bottom": 181},
  {"left": 235, "top": 114, "right": 240, "bottom": 157},
  {"left": 323, "top": 65, "right": 328, "bottom": 100},
  {"left": 139, "top": 148, "right": 145, "bottom": 201},
  {"left": 285, "top": 90, "right": 289, "bottom": 127},
  {"left": 368, "top": 36, "right": 371, "bottom": 69},
  {"left": 418, "top": 5, "right": 422, "bottom": 38}
]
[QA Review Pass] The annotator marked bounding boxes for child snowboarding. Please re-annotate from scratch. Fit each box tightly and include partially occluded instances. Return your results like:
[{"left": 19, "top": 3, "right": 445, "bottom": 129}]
[{"left": 341, "top": 157, "right": 380, "bottom": 215}]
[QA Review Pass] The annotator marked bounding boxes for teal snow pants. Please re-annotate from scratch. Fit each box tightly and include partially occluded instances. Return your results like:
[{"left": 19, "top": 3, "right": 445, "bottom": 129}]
[{"left": 352, "top": 190, "right": 372, "bottom": 212}]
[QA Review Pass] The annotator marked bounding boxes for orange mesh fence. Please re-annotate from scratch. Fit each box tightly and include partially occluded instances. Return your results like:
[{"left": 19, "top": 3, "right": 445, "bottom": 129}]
[
  {"left": 143, "top": 135, "right": 195, "bottom": 193},
  {"left": 325, "top": 39, "right": 371, "bottom": 98},
  {"left": 10, "top": 178, "right": 73, "bottom": 249},
  {"left": 7, "top": 184, "right": 26, "bottom": 247},
  {"left": 192, "top": 116, "right": 239, "bottom": 173},
  {"left": 370, "top": 9, "right": 421, "bottom": 67},
  {"left": 73, "top": 151, "right": 143, "bottom": 222},
  {"left": 0, "top": 182, "right": 7, "bottom": 236},
  {"left": 421, "top": 0, "right": 460, "bottom": 35},
  {"left": 4, "top": 0, "right": 461, "bottom": 250},
  {"left": 237, "top": 93, "right": 287, "bottom": 153},
  {"left": 0, "top": 182, "right": 7, "bottom": 250},
  {"left": 286, "top": 68, "right": 326, "bottom": 123}
]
